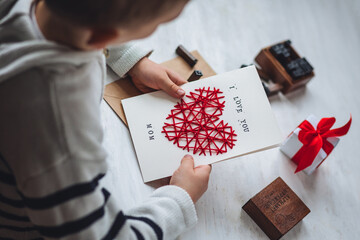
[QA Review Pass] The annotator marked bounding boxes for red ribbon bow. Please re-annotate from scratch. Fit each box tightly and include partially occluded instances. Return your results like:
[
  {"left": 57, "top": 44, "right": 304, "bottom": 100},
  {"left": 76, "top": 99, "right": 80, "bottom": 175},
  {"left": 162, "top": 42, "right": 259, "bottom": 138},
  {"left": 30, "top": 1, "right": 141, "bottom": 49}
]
[{"left": 292, "top": 116, "right": 352, "bottom": 173}]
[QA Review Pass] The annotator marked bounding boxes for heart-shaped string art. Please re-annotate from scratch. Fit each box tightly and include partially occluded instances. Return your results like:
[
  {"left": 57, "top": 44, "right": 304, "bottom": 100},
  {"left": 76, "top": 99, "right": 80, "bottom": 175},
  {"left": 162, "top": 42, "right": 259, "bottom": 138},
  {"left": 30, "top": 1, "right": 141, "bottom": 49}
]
[{"left": 162, "top": 87, "right": 237, "bottom": 156}]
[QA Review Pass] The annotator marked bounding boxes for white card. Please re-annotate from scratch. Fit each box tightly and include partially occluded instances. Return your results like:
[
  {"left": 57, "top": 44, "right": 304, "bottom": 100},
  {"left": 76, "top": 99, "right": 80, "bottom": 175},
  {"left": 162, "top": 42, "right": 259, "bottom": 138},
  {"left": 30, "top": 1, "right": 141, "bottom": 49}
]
[{"left": 122, "top": 66, "right": 282, "bottom": 182}]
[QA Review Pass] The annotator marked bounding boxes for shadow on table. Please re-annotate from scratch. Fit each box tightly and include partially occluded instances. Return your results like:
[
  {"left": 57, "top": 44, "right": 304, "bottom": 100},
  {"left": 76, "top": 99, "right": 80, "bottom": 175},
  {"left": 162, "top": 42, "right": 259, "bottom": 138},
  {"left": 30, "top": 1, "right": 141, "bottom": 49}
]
[
  {"left": 269, "top": 87, "right": 308, "bottom": 104},
  {"left": 240, "top": 207, "right": 307, "bottom": 239},
  {"left": 281, "top": 220, "right": 306, "bottom": 240},
  {"left": 283, "top": 87, "right": 308, "bottom": 102},
  {"left": 146, "top": 177, "right": 171, "bottom": 189},
  {"left": 239, "top": 210, "right": 268, "bottom": 239}
]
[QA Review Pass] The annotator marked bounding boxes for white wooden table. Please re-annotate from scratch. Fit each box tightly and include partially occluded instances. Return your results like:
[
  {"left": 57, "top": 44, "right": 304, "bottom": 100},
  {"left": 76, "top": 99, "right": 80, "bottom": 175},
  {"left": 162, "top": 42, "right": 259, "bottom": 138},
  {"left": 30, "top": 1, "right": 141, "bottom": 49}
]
[{"left": 101, "top": 0, "right": 360, "bottom": 239}]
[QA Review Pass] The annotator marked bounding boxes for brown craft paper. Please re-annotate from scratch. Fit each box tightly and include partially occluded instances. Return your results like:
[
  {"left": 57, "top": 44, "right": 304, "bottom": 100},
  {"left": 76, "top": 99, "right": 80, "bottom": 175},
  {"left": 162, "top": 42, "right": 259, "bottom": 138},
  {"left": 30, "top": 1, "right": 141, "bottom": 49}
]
[{"left": 103, "top": 50, "right": 216, "bottom": 126}]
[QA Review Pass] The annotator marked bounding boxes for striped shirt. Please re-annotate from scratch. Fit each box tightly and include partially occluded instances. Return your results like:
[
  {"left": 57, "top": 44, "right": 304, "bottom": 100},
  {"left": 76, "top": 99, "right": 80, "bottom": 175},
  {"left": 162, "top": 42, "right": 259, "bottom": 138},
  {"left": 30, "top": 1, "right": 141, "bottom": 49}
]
[
  {"left": 0, "top": 152, "right": 196, "bottom": 239},
  {"left": 0, "top": 0, "right": 197, "bottom": 238}
]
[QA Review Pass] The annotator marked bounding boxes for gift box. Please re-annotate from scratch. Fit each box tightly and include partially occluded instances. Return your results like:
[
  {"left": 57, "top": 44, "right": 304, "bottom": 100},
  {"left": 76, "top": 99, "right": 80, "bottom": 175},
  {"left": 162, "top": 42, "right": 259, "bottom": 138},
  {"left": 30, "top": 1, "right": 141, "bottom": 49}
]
[{"left": 280, "top": 115, "right": 352, "bottom": 174}]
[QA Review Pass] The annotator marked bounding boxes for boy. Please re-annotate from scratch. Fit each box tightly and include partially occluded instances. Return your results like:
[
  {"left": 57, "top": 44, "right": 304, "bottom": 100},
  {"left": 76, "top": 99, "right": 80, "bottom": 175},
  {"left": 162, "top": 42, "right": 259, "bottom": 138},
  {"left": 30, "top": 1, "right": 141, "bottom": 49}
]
[{"left": 0, "top": 0, "right": 212, "bottom": 239}]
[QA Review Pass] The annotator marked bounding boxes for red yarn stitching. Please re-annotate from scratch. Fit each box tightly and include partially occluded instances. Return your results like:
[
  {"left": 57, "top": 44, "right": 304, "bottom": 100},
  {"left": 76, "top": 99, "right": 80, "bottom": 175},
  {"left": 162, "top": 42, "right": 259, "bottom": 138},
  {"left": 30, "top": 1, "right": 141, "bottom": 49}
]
[{"left": 162, "top": 87, "right": 237, "bottom": 156}]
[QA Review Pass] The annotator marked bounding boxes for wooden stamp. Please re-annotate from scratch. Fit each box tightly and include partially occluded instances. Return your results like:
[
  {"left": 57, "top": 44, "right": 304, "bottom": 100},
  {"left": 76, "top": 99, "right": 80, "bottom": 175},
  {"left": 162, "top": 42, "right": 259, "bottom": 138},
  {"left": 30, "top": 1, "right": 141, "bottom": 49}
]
[
  {"left": 187, "top": 70, "right": 203, "bottom": 82},
  {"left": 255, "top": 40, "right": 314, "bottom": 93},
  {"left": 262, "top": 81, "right": 283, "bottom": 97},
  {"left": 176, "top": 44, "right": 198, "bottom": 67},
  {"left": 242, "top": 177, "right": 310, "bottom": 240}
]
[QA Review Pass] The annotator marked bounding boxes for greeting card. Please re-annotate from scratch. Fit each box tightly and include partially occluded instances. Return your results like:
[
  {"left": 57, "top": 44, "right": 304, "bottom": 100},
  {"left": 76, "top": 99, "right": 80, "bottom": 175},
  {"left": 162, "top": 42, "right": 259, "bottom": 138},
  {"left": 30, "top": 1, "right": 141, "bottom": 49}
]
[{"left": 122, "top": 66, "right": 282, "bottom": 182}]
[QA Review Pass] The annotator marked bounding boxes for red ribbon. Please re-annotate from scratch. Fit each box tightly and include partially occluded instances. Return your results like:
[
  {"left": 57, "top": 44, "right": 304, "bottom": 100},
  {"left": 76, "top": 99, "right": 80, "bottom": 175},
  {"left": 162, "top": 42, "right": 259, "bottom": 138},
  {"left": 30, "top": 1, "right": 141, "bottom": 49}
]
[{"left": 292, "top": 116, "right": 352, "bottom": 173}]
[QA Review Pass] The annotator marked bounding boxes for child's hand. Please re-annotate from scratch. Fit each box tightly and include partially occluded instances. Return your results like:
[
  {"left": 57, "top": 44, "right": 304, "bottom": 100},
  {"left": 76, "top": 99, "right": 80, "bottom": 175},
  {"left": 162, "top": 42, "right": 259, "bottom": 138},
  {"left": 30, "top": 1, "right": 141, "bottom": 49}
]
[
  {"left": 170, "top": 155, "right": 211, "bottom": 203},
  {"left": 128, "top": 57, "right": 187, "bottom": 98}
]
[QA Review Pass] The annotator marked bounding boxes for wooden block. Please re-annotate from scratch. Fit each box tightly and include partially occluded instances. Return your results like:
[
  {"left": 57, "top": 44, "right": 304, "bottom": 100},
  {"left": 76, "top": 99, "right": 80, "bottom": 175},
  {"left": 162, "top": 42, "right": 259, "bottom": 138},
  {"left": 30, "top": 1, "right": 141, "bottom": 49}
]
[
  {"left": 176, "top": 45, "right": 198, "bottom": 67},
  {"left": 255, "top": 40, "right": 314, "bottom": 94},
  {"left": 265, "top": 81, "right": 283, "bottom": 97},
  {"left": 242, "top": 177, "right": 310, "bottom": 240},
  {"left": 262, "top": 81, "right": 283, "bottom": 97},
  {"left": 103, "top": 50, "right": 216, "bottom": 126},
  {"left": 187, "top": 70, "right": 203, "bottom": 82},
  {"left": 256, "top": 67, "right": 271, "bottom": 82}
]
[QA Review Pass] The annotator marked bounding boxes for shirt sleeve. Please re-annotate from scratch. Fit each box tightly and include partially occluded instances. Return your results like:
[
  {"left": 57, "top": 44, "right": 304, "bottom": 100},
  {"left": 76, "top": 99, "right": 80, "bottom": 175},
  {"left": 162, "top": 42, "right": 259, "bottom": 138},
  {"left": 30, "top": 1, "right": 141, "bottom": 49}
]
[
  {"left": 19, "top": 160, "right": 197, "bottom": 240},
  {"left": 118, "top": 185, "right": 197, "bottom": 240},
  {"left": 106, "top": 43, "right": 152, "bottom": 78}
]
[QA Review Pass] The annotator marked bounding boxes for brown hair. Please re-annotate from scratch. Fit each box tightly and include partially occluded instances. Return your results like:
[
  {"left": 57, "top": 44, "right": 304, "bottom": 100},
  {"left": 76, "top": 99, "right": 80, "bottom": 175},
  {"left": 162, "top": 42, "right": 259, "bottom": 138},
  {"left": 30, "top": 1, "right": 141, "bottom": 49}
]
[{"left": 44, "top": 0, "right": 188, "bottom": 28}]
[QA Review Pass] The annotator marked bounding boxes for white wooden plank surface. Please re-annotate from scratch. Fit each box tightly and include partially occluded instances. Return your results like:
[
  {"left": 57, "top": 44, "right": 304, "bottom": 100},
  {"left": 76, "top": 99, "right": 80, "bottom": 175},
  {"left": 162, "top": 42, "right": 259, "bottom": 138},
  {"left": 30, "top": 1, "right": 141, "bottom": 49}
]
[{"left": 101, "top": 0, "right": 360, "bottom": 239}]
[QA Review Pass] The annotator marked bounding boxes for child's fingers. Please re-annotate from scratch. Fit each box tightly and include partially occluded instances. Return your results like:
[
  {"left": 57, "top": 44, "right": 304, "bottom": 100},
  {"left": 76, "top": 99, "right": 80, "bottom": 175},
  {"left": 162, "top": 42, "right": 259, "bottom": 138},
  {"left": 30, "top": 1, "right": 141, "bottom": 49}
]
[
  {"left": 194, "top": 164, "right": 212, "bottom": 177},
  {"left": 195, "top": 164, "right": 211, "bottom": 173},
  {"left": 207, "top": 164, "right": 212, "bottom": 173},
  {"left": 132, "top": 81, "right": 153, "bottom": 93},
  {"left": 158, "top": 75, "right": 185, "bottom": 98},
  {"left": 166, "top": 68, "right": 187, "bottom": 85},
  {"left": 180, "top": 154, "right": 195, "bottom": 170}
]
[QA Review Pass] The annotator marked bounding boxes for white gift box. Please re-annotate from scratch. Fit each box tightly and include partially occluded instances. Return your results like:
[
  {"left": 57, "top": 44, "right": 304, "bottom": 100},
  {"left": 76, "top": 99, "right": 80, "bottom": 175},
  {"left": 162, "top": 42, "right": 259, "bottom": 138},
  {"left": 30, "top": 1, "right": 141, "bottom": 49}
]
[{"left": 280, "top": 115, "right": 339, "bottom": 175}]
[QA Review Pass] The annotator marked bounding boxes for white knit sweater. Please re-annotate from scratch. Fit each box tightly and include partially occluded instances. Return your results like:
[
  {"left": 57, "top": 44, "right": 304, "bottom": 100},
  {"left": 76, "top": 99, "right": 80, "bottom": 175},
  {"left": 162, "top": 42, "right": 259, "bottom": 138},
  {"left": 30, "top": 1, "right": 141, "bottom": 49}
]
[{"left": 0, "top": 0, "right": 197, "bottom": 239}]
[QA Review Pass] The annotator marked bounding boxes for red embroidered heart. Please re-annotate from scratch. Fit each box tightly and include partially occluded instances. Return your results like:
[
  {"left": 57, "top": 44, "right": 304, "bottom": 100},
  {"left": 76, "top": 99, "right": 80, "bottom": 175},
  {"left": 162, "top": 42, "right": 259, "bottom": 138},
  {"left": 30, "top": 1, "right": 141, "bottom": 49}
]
[{"left": 162, "top": 87, "right": 237, "bottom": 156}]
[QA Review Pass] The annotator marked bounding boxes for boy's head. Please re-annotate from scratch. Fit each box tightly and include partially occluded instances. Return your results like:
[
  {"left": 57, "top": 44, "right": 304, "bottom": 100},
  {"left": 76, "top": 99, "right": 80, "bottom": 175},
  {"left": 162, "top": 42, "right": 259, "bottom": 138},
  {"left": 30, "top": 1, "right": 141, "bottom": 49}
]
[{"left": 38, "top": 0, "right": 188, "bottom": 49}]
